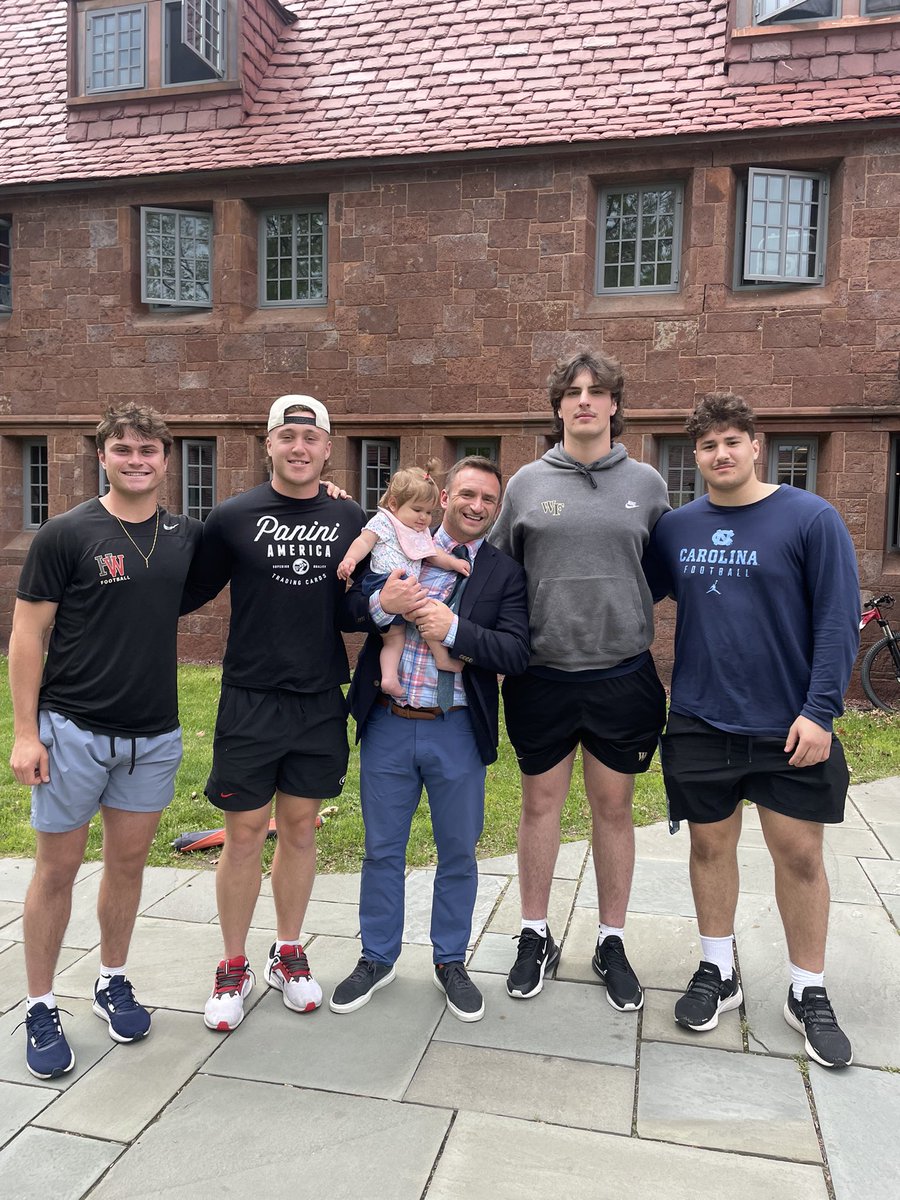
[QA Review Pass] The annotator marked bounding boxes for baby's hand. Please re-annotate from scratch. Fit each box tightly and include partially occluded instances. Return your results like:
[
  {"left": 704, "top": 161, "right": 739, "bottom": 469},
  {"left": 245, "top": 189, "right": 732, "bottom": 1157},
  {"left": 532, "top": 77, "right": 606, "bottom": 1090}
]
[
  {"left": 452, "top": 558, "right": 471, "bottom": 577},
  {"left": 337, "top": 556, "right": 356, "bottom": 581}
]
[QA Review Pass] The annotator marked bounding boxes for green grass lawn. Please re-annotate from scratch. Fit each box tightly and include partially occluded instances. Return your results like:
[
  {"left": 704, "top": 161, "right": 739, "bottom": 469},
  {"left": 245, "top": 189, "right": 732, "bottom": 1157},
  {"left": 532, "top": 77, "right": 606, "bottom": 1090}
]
[{"left": 1, "top": 659, "right": 898, "bottom": 873}]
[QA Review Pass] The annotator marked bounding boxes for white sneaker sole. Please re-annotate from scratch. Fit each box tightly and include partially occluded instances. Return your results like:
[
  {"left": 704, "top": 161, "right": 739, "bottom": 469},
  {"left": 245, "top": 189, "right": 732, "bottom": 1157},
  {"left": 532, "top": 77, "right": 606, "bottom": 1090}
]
[
  {"left": 92, "top": 999, "right": 151, "bottom": 1043},
  {"left": 675, "top": 984, "right": 743, "bottom": 1032},
  {"left": 329, "top": 965, "right": 396, "bottom": 1013}
]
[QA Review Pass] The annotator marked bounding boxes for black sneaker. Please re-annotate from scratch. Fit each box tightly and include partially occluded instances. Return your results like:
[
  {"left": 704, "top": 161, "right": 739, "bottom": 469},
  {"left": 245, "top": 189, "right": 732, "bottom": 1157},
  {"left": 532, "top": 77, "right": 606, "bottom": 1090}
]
[
  {"left": 506, "top": 927, "right": 560, "bottom": 999},
  {"left": 329, "top": 957, "right": 396, "bottom": 1014},
  {"left": 674, "top": 961, "right": 743, "bottom": 1031},
  {"left": 591, "top": 935, "right": 643, "bottom": 1011},
  {"left": 784, "top": 986, "right": 853, "bottom": 1068},
  {"left": 93, "top": 975, "right": 152, "bottom": 1043},
  {"left": 23, "top": 1003, "right": 75, "bottom": 1080},
  {"left": 434, "top": 962, "right": 484, "bottom": 1022}
]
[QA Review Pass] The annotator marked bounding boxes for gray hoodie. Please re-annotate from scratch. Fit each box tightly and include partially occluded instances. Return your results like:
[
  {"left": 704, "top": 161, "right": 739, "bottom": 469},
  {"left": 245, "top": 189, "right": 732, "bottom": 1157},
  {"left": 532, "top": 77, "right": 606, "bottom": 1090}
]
[{"left": 490, "top": 443, "right": 669, "bottom": 671}]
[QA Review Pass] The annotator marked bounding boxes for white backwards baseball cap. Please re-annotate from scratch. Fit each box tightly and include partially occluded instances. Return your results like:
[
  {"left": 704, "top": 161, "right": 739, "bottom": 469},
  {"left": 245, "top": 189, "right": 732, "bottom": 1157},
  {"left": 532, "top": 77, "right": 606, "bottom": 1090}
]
[{"left": 267, "top": 395, "right": 331, "bottom": 434}]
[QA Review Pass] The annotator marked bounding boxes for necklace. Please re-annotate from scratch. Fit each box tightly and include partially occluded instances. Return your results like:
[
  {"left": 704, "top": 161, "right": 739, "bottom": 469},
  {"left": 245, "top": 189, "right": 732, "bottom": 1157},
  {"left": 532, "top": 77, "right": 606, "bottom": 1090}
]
[{"left": 110, "top": 506, "right": 160, "bottom": 569}]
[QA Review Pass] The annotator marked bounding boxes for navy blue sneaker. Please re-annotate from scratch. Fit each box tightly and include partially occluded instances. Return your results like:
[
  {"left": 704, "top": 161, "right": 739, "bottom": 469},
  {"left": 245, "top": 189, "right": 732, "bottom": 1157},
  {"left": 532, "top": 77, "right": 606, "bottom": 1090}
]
[
  {"left": 24, "top": 1003, "right": 75, "bottom": 1079},
  {"left": 92, "top": 975, "right": 151, "bottom": 1043}
]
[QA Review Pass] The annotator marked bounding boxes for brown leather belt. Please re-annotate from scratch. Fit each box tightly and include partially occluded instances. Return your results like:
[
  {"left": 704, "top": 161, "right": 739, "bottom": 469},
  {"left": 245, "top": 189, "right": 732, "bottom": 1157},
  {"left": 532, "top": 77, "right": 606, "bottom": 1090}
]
[{"left": 376, "top": 694, "right": 465, "bottom": 720}]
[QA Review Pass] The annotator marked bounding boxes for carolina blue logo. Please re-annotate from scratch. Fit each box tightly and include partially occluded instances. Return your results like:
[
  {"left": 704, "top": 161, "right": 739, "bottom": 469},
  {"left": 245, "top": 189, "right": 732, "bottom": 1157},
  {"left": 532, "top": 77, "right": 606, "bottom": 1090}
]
[{"left": 712, "top": 529, "right": 734, "bottom": 546}]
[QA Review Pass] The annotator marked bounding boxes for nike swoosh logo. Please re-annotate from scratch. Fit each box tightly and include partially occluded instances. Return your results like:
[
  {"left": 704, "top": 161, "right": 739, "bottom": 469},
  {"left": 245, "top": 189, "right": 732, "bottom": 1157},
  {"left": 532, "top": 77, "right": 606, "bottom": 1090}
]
[
  {"left": 625, "top": 501, "right": 639, "bottom": 509},
  {"left": 220, "top": 792, "right": 236, "bottom": 798},
  {"left": 163, "top": 522, "right": 179, "bottom": 530}
]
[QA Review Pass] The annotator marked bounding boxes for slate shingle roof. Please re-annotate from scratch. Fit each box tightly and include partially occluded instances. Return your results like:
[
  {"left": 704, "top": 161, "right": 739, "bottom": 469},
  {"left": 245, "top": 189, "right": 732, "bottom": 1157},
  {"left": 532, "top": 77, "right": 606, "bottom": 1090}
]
[{"left": 1, "top": 0, "right": 899, "bottom": 188}]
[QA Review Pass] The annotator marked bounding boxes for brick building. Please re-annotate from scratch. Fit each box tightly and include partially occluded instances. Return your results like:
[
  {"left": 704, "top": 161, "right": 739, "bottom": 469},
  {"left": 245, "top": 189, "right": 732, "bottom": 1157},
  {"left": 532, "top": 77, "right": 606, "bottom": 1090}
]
[{"left": 1, "top": 0, "right": 899, "bottom": 672}]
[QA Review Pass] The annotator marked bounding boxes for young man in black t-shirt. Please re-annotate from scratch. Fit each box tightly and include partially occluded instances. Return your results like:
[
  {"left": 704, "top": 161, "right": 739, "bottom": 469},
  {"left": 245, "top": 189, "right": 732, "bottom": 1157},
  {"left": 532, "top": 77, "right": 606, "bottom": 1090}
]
[
  {"left": 9, "top": 406, "right": 201, "bottom": 1080},
  {"left": 183, "top": 396, "right": 374, "bottom": 1032}
]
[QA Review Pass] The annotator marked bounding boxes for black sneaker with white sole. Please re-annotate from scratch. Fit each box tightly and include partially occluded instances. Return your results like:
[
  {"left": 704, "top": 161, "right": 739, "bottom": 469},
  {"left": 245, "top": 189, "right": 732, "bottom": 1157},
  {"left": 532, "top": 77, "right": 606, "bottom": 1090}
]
[
  {"left": 784, "top": 985, "right": 853, "bottom": 1068},
  {"left": 506, "top": 927, "right": 560, "bottom": 999},
  {"left": 591, "top": 935, "right": 643, "bottom": 1011},
  {"left": 674, "top": 961, "right": 742, "bottom": 1031},
  {"left": 329, "top": 957, "right": 396, "bottom": 1013},
  {"left": 434, "top": 962, "right": 484, "bottom": 1022}
]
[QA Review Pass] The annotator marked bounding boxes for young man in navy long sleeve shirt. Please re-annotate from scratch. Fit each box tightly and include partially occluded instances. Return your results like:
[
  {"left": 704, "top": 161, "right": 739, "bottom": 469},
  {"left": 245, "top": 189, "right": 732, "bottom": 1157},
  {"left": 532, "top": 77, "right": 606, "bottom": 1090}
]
[{"left": 647, "top": 394, "right": 859, "bottom": 1069}]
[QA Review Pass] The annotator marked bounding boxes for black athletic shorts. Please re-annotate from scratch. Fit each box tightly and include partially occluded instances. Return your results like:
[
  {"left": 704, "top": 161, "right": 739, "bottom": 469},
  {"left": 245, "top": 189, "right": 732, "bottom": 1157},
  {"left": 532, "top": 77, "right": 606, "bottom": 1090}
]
[
  {"left": 205, "top": 684, "right": 350, "bottom": 812},
  {"left": 501, "top": 656, "right": 667, "bottom": 777},
  {"left": 659, "top": 711, "right": 849, "bottom": 825}
]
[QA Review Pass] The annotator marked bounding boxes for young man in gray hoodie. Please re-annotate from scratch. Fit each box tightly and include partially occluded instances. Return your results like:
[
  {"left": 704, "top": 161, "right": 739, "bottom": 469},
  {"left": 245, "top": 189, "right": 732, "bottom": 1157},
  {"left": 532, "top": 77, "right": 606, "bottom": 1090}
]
[{"left": 490, "top": 350, "right": 669, "bottom": 1011}]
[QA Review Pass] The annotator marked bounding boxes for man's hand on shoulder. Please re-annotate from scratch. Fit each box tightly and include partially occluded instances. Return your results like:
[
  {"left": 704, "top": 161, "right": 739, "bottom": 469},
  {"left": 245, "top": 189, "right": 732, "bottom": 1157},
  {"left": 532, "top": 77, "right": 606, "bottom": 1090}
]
[
  {"left": 323, "top": 480, "right": 350, "bottom": 501},
  {"left": 10, "top": 734, "right": 50, "bottom": 786},
  {"left": 784, "top": 715, "right": 832, "bottom": 768}
]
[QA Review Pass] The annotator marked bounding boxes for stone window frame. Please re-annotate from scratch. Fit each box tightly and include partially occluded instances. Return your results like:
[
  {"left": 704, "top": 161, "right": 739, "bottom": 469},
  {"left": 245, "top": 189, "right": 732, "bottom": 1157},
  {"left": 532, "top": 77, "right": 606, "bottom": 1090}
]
[
  {"left": 595, "top": 182, "right": 683, "bottom": 296},
  {"left": 23, "top": 439, "right": 49, "bottom": 530},
  {"left": 360, "top": 439, "right": 398, "bottom": 518},
  {"left": 658, "top": 438, "right": 704, "bottom": 509},
  {"left": 455, "top": 439, "right": 499, "bottom": 463},
  {"left": 734, "top": 167, "right": 829, "bottom": 289},
  {"left": 70, "top": 0, "right": 236, "bottom": 102},
  {"left": 182, "top": 437, "right": 217, "bottom": 520},
  {"left": 258, "top": 206, "right": 328, "bottom": 308},
  {"left": 767, "top": 436, "right": 818, "bottom": 491},
  {"left": 0, "top": 218, "right": 10, "bottom": 313},
  {"left": 140, "top": 205, "right": 214, "bottom": 309}
]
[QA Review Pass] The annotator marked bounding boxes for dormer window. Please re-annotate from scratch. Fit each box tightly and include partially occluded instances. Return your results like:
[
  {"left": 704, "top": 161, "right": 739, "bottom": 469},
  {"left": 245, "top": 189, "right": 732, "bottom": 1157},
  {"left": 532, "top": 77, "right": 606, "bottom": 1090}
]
[
  {"left": 74, "top": 0, "right": 233, "bottom": 98},
  {"left": 755, "top": 1, "right": 837, "bottom": 21}
]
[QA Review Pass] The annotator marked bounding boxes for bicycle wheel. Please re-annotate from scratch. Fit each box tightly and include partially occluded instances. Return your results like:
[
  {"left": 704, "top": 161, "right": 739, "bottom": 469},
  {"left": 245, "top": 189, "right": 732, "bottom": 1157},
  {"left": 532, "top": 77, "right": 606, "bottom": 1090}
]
[{"left": 861, "top": 637, "right": 900, "bottom": 712}]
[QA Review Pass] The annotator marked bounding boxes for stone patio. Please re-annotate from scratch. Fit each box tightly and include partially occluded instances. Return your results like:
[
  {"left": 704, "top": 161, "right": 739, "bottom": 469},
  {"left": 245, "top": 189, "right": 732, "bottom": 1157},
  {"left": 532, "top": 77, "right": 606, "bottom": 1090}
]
[{"left": 0, "top": 777, "right": 898, "bottom": 1199}]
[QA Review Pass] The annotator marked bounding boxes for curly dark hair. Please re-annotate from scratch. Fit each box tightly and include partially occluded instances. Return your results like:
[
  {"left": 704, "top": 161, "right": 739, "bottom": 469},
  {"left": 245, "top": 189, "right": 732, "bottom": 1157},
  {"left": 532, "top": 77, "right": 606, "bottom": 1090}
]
[
  {"left": 547, "top": 351, "right": 625, "bottom": 440},
  {"left": 685, "top": 393, "right": 756, "bottom": 442}
]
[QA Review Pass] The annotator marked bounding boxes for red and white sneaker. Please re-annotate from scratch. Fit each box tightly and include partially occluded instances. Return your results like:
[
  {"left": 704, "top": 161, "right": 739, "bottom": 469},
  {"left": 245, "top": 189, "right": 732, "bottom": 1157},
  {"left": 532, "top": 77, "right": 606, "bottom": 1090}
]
[
  {"left": 204, "top": 956, "right": 255, "bottom": 1031},
  {"left": 265, "top": 942, "right": 323, "bottom": 1013}
]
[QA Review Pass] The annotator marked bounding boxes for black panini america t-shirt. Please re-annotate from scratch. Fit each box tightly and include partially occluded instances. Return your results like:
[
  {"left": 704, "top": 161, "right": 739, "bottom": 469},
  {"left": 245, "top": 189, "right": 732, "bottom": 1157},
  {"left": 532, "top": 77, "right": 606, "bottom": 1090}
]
[{"left": 182, "top": 483, "right": 367, "bottom": 693}]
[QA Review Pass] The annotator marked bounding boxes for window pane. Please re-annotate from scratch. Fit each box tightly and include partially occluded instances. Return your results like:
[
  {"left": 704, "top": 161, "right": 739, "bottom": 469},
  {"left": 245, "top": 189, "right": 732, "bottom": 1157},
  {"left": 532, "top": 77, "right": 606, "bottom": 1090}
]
[
  {"left": 757, "top": 1, "right": 836, "bottom": 23},
  {"left": 362, "top": 441, "right": 396, "bottom": 514},
  {"left": 87, "top": 8, "right": 145, "bottom": 92},
  {"left": 599, "top": 185, "right": 680, "bottom": 292},
  {"left": 744, "top": 169, "right": 824, "bottom": 284},
  {"left": 142, "top": 208, "right": 212, "bottom": 306},
  {"left": 184, "top": 439, "right": 216, "bottom": 520},
  {"left": 662, "top": 441, "right": 699, "bottom": 508},
  {"left": 24, "top": 440, "right": 48, "bottom": 528},
  {"left": 0, "top": 220, "right": 10, "bottom": 311},
  {"left": 260, "top": 208, "right": 327, "bottom": 305},
  {"left": 182, "top": 0, "right": 224, "bottom": 75}
]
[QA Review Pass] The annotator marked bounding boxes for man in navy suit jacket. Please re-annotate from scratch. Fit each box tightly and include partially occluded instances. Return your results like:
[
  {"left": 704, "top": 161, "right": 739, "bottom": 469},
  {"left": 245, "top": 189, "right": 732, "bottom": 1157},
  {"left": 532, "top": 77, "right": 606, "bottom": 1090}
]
[{"left": 330, "top": 457, "right": 530, "bottom": 1023}]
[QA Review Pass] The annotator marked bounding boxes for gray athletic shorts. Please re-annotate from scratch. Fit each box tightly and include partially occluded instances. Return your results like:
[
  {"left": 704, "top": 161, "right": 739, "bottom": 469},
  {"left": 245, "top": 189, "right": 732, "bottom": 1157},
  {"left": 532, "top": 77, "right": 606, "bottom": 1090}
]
[{"left": 30, "top": 710, "right": 183, "bottom": 834}]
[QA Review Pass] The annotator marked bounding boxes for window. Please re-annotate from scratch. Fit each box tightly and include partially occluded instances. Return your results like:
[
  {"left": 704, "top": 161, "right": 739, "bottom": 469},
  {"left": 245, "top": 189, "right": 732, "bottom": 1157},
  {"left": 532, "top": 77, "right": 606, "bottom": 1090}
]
[
  {"left": 0, "top": 219, "right": 10, "bottom": 313},
  {"left": 85, "top": 5, "right": 146, "bottom": 93},
  {"left": 260, "top": 208, "right": 327, "bottom": 306},
  {"left": 597, "top": 184, "right": 682, "bottom": 294},
  {"left": 767, "top": 437, "right": 817, "bottom": 490},
  {"left": 888, "top": 437, "right": 900, "bottom": 552},
  {"left": 755, "top": 1, "right": 838, "bottom": 21},
  {"left": 182, "top": 0, "right": 225, "bottom": 75},
  {"left": 182, "top": 438, "right": 216, "bottom": 520},
  {"left": 23, "top": 439, "right": 49, "bottom": 529},
  {"left": 360, "top": 440, "right": 398, "bottom": 516},
  {"left": 738, "top": 168, "right": 827, "bottom": 287},
  {"left": 456, "top": 439, "right": 499, "bottom": 462},
  {"left": 863, "top": 0, "right": 900, "bottom": 11},
  {"left": 165, "top": 1, "right": 220, "bottom": 84},
  {"left": 659, "top": 439, "right": 703, "bottom": 508},
  {"left": 141, "top": 207, "right": 212, "bottom": 307}
]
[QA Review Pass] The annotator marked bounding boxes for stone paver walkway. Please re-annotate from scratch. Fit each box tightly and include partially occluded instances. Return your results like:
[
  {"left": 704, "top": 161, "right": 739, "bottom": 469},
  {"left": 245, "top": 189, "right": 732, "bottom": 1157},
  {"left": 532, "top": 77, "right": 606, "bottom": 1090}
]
[{"left": 0, "top": 778, "right": 898, "bottom": 1199}]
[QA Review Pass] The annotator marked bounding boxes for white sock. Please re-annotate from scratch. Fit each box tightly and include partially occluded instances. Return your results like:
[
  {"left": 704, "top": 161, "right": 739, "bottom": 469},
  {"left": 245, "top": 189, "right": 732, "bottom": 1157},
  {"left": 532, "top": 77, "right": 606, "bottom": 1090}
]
[
  {"left": 598, "top": 924, "right": 625, "bottom": 944},
  {"left": 521, "top": 918, "right": 547, "bottom": 938},
  {"left": 97, "top": 963, "right": 126, "bottom": 989},
  {"left": 27, "top": 991, "right": 56, "bottom": 1011},
  {"left": 699, "top": 934, "right": 734, "bottom": 981},
  {"left": 790, "top": 962, "right": 824, "bottom": 1002},
  {"left": 276, "top": 936, "right": 302, "bottom": 948}
]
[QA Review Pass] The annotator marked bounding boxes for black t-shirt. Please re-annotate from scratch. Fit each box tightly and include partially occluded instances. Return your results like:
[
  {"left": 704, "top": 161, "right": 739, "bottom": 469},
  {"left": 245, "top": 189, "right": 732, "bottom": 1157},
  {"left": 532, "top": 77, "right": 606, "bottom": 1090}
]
[
  {"left": 183, "top": 483, "right": 368, "bottom": 693},
  {"left": 17, "top": 499, "right": 202, "bottom": 736}
]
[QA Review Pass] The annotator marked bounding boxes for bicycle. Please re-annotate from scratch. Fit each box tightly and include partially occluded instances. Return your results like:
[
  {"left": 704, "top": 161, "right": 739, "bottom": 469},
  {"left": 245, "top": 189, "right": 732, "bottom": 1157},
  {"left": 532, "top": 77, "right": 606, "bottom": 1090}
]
[{"left": 859, "top": 593, "right": 900, "bottom": 712}]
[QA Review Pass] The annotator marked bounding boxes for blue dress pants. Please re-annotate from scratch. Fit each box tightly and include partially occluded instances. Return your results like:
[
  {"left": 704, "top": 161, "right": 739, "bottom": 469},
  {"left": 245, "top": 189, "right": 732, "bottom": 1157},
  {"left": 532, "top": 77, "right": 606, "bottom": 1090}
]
[{"left": 358, "top": 703, "right": 486, "bottom": 965}]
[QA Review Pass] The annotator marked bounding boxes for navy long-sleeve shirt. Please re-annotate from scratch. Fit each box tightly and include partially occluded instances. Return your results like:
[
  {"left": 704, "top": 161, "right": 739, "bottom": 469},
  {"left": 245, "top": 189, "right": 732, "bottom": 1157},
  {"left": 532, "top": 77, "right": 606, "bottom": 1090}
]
[{"left": 645, "top": 486, "right": 860, "bottom": 736}]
